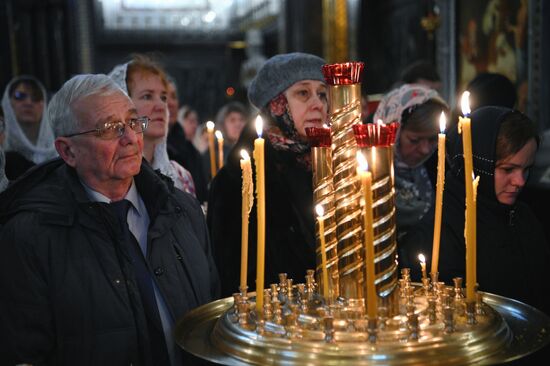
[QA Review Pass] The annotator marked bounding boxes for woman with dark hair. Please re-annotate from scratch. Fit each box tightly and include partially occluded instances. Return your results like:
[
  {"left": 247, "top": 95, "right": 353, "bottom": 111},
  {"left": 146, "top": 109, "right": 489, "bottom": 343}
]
[
  {"left": 401, "top": 106, "right": 550, "bottom": 315},
  {"left": 178, "top": 106, "right": 199, "bottom": 142},
  {"left": 467, "top": 72, "right": 516, "bottom": 111},
  {"left": 207, "top": 52, "right": 327, "bottom": 296},
  {"left": 374, "top": 84, "right": 449, "bottom": 238},
  {"left": 440, "top": 107, "right": 549, "bottom": 311},
  {"left": 202, "top": 101, "right": 247, "bottom": 182}
]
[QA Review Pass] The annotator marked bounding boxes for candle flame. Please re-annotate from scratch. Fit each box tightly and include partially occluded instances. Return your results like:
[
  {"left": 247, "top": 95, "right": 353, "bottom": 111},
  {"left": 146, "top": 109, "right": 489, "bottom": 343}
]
[
  {"left": 439, "top": 112, "right": 446, "bottom": 133},
  {"left": 472, "top": 172, "right": 476, "bottom": 181},
  {"left": 322, "top": 123, "right": 329, "bottom": 129},
  {"left": 215, "top": 130, "right": 223, "bottom": 140},
  {"left": 461, "top": 91, "right": 471, "bottom": 116},
  {"left": 315, "top": 204, "right": 324, "bottom": 218},
  {"left": 206, "top": 121, "right": 215, "bottom": 131},
  {"left": 240, "top": 149, "right": 250, "bottom": 160},
  {"left": 356, "top": 151, "right": 369, "bottom": 171},
  {"left": 376, "top": 119, "right": 385, "bottom": 126},
  {"left": 418, "top": 253, "right": 426, "bottom": 264},
  {"left": 255, "top": 115, "right": 263, "bottom": 137}
]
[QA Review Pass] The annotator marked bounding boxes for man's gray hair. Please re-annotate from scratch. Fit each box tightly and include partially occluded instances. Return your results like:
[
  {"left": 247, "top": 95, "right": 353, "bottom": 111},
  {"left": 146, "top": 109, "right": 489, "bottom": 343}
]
[{"left": 48, "top": 74, "right": 128, "bottom": 137}]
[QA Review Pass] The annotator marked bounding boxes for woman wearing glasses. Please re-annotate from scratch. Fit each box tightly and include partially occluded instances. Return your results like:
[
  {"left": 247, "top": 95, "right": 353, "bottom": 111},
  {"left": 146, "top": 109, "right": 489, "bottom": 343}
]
[
  {"left": 1, "top": 76, "right": 57, "bottom": 178},
  {"left": 109, "top": 55, "right": 196, "bottom": 196}
]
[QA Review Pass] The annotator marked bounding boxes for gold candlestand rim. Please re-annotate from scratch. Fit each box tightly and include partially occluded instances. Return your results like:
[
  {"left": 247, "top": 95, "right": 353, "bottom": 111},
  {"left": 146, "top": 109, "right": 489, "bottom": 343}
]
[{"left": 175, "top": 289, "right": 550, "bottom": 365}]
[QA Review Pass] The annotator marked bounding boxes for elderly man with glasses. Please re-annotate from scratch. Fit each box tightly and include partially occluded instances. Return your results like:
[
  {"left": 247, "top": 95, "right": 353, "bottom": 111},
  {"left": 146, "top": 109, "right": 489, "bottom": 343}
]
[{"left": 0, "top": 74, "right": 219, "bottom": 366}]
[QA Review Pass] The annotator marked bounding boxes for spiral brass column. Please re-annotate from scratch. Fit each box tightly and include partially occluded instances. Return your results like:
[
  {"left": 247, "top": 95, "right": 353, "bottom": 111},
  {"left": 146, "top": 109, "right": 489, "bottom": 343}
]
[
  {"left": 353, "top": 122, "right": 400, "bottom": 315},
  {"left": 306, "top": 127, "right": 339, "bottom": 301},
  {"left": 322, "top": 62, "right": 364, "bottom": 299}
]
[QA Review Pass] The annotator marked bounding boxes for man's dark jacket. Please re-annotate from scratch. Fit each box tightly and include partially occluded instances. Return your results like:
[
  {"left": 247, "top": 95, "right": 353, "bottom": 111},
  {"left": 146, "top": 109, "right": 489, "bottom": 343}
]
[{"left": 0, "top": 158, "right": 220, "bottom": 365}]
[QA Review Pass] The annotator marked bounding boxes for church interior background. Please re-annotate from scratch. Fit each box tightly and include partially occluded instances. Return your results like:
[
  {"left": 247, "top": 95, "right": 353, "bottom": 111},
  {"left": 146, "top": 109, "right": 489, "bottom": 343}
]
[{"left": 1, "top": 0, "right": 548, "bottom": 130}]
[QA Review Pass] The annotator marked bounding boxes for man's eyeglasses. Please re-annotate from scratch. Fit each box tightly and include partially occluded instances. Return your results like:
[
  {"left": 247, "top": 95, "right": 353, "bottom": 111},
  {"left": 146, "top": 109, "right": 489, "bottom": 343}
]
[
  {"left": 64, "top": 116, "right": 149, "bottom": 140},
  {"left": 11, "top": 91, "right": 43, "bottom": 103}
]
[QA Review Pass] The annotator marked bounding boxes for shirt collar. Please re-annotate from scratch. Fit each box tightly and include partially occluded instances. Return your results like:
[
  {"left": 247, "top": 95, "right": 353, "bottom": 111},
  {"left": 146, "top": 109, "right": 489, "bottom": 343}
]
[{"left": 80, "top": 179, "right": 144, "bottom": 217}]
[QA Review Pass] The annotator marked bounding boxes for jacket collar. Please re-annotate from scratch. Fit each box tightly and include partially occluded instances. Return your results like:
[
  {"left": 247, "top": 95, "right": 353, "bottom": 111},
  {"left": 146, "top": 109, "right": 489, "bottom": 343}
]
[{"left": 0, "top": 158, "right": 181, "bottom": 235}]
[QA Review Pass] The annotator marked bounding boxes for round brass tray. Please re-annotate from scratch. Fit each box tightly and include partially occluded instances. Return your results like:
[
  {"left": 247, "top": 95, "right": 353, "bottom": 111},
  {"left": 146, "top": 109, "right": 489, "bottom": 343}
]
[{"left": 175, "top": 293, "right": 550, "bottom": 365}]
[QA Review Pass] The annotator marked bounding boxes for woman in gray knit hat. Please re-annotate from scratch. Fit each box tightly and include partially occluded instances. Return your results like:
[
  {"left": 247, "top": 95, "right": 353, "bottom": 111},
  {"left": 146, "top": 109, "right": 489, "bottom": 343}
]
[{"left": 207, "top": 52, "right": 328, "bottom": 296}]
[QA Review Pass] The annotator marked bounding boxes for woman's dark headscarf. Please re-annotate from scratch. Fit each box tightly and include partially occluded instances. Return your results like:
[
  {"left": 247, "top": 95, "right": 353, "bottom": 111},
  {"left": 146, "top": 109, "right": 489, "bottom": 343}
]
[{"left": 447, "top": 106, "right": 537, "bottom": 201}]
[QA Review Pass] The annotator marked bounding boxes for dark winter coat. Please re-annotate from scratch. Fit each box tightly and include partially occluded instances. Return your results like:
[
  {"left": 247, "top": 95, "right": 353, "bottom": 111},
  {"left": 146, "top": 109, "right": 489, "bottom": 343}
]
[
  {"left": 167, "top": 123, "right": 208, "bottom": 203},
  {"left": 400, "top": 107, "right": 550, "bottom": 315},
  {"left": 207, "top": 124, "right": 316, "bottom": 297},
  {"left": 0, "top": 158, "right": 219, "bottom": 365}
]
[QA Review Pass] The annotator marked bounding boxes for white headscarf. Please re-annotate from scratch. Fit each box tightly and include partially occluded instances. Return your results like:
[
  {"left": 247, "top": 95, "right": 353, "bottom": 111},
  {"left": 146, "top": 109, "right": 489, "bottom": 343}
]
[
  {"left": 1, "top": 76, "right": 57, "bottom": 164},
  {"left": 108, "top": 62, "right": 182, "bottom": 189},
  {"left": 0, "top": 149, "right": 8, "bottom": 193}
]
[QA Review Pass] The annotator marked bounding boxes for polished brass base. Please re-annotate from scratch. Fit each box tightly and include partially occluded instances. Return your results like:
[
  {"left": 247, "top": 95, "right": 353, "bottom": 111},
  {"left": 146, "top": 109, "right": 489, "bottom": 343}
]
[{"left": 176, "top": 286, "right": 550, "bottom": 365}]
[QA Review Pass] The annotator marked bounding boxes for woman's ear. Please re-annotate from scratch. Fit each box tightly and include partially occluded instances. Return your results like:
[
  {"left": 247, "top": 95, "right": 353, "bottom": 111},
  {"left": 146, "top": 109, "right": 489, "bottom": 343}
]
[{"left": 54, "top": 137, "right": 77, "bottom": 167}]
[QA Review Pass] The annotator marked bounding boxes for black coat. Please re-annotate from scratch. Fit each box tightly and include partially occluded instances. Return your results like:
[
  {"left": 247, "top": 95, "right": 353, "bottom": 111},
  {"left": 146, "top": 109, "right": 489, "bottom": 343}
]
[
  {"left": 167, "top": 123, "right": 208, "bottom": 203},
  {"left": 4, "top": 150, "right": 35, "bottom": 180},
  {"left": 400, "top": 107, "right": 550, "bottom": 315},
  {"left": 0, "top": 158, "right": 220, "bottom": 365},
  {"left": 207, "top": 124, "right": 316, "bottom": 297}
]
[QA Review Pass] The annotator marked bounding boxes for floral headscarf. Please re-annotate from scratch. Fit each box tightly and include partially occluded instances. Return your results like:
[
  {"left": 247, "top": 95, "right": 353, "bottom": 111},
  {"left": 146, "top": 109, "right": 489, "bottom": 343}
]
[
  {"left": 373, "top": 83, "right": 445, "bottom": 167},
  {"left": 373, "top": 84, "right": 447, "bottom": 236},
  {"left": 264, "top": 93, "right": 312, "bottom": 169}
]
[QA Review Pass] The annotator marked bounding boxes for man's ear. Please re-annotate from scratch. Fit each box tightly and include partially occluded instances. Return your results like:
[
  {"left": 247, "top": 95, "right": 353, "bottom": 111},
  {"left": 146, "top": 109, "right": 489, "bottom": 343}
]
[{"left": 55, "top": 137, "right": 77, "bottom": 168}]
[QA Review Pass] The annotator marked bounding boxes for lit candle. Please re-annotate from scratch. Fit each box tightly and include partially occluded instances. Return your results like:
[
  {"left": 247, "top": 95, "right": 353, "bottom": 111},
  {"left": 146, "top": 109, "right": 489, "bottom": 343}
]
[
  {"left": 215, "top": 130, "right": 224, "bottom": 171},
  {"left": 315, "top": 204, "right": 330, "bottom": 298},
  {"left": 431, "top": 112, "right": 446, "bottom": 275},
  {"left": 472, "top": 173, "right": 480, "bottom": 296},
  {"left": 418, "top": 253, "right": 427, "bottom": 280},
  {"left": 459, "top": 91, "right": 477, "bottom": 302},
  {"left": 206, "top": 121, "right": 217, "bottom": 179},
  {"left": 357, "top": 152, "right": 377, "bottom": 319},
  {"left": 253, "top": 115, "right": 266, "bottom": 312},
  {"left": 240, "top": 150, "right": 253, "bottom": 290}
]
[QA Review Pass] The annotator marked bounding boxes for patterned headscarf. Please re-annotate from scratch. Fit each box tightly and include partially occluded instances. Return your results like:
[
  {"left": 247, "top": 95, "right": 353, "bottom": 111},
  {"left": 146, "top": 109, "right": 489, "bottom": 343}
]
[
  {"left": 373, "top": 83, "right": 445, "bottom": 166},
  {"left": 264, "top": 93, "right": 313, "bottom": 169},
  {"left": 374, "top": 84, "right": 447, "bottom": 236},
  {"left": 1, "top": 76, "right": 57, "bottom": 164}
]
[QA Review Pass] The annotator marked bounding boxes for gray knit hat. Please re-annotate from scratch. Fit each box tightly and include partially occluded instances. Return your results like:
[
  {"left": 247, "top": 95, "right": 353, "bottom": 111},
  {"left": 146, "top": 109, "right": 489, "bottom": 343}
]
[{"left": 248, "top": 52, "right": 326, "bottom": 109}]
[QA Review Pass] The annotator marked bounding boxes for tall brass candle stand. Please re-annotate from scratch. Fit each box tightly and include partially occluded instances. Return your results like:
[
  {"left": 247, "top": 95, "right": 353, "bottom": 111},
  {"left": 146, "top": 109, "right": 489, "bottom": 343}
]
[{"left": 306, "top": 126, "right": 339, "bottom": 301}]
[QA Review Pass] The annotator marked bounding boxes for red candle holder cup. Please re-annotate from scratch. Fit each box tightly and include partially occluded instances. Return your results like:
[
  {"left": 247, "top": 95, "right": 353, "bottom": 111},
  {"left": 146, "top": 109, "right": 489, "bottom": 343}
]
[
  {"left": 322, "top": 62, "right": 365, "bottom": 85},
  {"left": 352, "top": 122, "right": 399, "bottom": 147},
  {"left": 305, "top": 127, "right": 332, "bottom": 148}
]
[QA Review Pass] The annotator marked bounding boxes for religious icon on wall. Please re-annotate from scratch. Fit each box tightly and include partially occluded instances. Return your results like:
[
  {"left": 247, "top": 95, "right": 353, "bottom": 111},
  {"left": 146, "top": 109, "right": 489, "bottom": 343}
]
[{"left": 458, "top": 0, "right": 528, "bottom": 111}]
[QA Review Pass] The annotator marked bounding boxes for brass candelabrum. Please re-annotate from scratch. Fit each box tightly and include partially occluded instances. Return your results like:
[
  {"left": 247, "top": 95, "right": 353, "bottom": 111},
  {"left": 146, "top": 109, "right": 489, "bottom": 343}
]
[
  {"left": 306, "top": 126, "right": 339, "bottom": 301},
  {"left": 352, "top": 122, "right": 400, "bottom": 316},
  {"left": 177, "top": 269, "right": 550, "bottom": 365},
  {"left": 176, "top": 62, "right": 550, "bottom": 365},
  {"left": 321, "top": 62, "right": 366, "bottom": 300}
]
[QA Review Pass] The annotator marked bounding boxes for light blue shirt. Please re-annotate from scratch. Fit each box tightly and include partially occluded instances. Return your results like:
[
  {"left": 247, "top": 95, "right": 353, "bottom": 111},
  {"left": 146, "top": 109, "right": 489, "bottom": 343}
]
[{"left": 81, "top": 179, "right": 179, "bottom": 366}]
